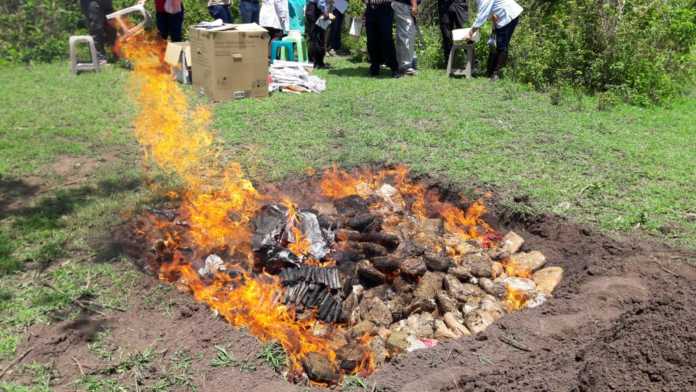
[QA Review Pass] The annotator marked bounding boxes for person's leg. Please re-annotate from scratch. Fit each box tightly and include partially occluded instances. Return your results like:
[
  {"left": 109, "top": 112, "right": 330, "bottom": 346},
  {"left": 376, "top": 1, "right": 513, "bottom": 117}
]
[
  {"left": 379, "top": 5, "right": 399, "bottom": 75},
  {"left": 251, "top": 1, "right": 261, "bottom": 24},
  {"left": 438, "top": 4, "right": 453, "bottom": 62},
  {"left": 100, "top": 0, "right": 117, "bottom": 50},
  {"left": 169, "top": 10, "right": 184, "bottom": 42},
  {"left": 392, "top": 2, "right": 411, "bottom": 71},
  {"left": 156, "top": 12, "right": 169, "bottom": 40},
  {"left": 86, "top": 0, "right": 107, "bottom": 58},
  {"left": 239, "top": 0, "right": 251, "bottom": 23},
  {"left": 329, "top": 9, "right": 344, "bottom": 51},
  {"left": 222, "top": 5, "right": 232, "bottom": 23},
  {"left": 492, "top": 17, "right": 518, "bottom": 79},
  {"left": 365, "top": 7, "right": 381, "bottom": 75},
  {"left": 209, "top": 5, "right": 223, "bottom": 20}
]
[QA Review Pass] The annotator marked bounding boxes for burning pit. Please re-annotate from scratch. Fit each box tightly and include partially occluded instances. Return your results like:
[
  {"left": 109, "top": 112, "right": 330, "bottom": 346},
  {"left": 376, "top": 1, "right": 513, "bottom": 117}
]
[
  {"left": 132, "top": 165, "right": 563, "bottom": 384},
  {"left": 113, "top": 30, "right": 562, "bottom": 386}
]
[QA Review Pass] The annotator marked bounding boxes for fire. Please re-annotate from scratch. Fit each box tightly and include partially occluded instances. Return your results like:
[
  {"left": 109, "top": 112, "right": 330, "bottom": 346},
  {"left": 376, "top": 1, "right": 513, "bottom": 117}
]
[
  {"left": 504, "top": 286, "right": 529, "bottom": 311},
  {"left": 502, "top": 257, "right": 532, "bottom": 279},
  {"left": 116, "top": 32, "right": 364, "bottom": 381}
]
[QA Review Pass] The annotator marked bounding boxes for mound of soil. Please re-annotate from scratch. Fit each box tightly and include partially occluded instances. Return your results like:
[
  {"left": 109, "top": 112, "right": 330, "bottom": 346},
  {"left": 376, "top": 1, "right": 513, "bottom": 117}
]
[{"left": 8, "top": 188, "right": 696, "bottom": 392}]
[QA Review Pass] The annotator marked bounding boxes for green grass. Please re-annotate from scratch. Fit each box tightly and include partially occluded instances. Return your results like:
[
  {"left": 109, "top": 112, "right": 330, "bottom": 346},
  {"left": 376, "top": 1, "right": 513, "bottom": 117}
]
[{"left": 0, "top": 58, "right": 694, "bottom": 389}]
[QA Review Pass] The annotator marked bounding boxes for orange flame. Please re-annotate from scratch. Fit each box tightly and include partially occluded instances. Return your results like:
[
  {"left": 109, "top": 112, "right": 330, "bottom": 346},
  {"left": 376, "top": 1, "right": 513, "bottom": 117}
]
[{"left": 504, "top": 286, "right": 529, "bottom": 311}]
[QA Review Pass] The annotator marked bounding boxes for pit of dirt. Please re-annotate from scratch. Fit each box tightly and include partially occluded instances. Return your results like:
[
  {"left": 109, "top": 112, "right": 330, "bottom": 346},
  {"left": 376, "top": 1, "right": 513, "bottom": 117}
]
[{"left": 10, "top": 166, "right": 696, "bottom": 392}]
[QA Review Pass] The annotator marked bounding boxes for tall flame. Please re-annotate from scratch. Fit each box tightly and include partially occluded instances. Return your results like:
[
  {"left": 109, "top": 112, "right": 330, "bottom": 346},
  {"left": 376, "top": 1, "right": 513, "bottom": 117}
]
[{"left": 117, "top": 33, "right": 361, "bottom": 380}]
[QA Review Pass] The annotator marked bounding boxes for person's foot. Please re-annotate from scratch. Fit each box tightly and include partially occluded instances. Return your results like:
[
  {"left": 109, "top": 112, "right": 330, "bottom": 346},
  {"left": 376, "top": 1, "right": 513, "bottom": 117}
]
[
  {"left": 369, "top": 65, "right": 380, "bottom": 77},
  {"left": 403, "top": 67, "right": 417, "bottom": 76},
  {"left": 391, "top": 70, "right": 402, "bottom": 78},
  {"left": 490, "top": 73, "right": 500, "bottom": 82},
  {"left": 97, "top": 54, "right": 108, "bottom": 66},
  {"left": 315, "top": 63, "right": 332, "bottom": 69},
  {"left": 328, "top": 49, "right": 337, "bottom": 57},
  {"left": 336, "top": 49, "right": 351, "bottom": 56}
]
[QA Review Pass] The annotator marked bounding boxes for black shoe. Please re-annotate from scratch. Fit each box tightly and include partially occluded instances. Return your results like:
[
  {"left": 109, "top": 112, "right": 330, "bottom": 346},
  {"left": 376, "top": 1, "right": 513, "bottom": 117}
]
[
  {"left": 315, "top": 63, "right": 332, "bottom": 69},
  {"left": 369, "top": 65, "right": 380, "bottom": 76},
  {"left": 391, "top": 70, "right": 402, "bottom": 78}
]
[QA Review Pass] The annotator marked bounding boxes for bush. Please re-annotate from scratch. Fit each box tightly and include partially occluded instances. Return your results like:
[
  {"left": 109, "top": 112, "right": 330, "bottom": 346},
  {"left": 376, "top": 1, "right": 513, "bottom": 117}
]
[{"left": 507, "top": 0, "right": 696, "bottom": 105}]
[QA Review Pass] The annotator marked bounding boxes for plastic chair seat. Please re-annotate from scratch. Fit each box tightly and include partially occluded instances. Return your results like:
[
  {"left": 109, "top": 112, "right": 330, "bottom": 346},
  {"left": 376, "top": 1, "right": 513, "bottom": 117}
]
[
  {"left": 270, "top": 40, "right": 294, "bottom": 64},
  {"left": 281, "top": 35, "right": 308, "bottom": 63},
  {"left": 69, "top": 35, "right": 100, "bottom": 74}
]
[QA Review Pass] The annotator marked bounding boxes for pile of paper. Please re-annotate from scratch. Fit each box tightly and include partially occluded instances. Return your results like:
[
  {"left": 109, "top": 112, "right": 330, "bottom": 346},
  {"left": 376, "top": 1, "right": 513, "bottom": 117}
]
[{"left": 269, "top": 61, "right": 326, "bottom": 94}]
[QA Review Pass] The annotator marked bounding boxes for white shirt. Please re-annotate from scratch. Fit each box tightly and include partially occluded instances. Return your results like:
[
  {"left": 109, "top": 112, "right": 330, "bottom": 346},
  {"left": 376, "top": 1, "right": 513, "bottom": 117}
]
[
  {"left": 473, "top": 0, "right": 523, "bottom": 29},
  {"left": 260, "top": 0, "right": 289, "bottom": 30}
]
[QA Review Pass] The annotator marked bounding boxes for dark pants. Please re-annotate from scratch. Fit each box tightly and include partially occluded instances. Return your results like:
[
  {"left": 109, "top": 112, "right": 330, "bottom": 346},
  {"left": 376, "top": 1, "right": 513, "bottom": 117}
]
[
  {"left": 306, "top": 2, "right": 327, "bottom": 67},
  {"left": 80, "top": 0, "right": 116, "bottom": 57},
  {"left": 156, "top": 10, "right": 184, "bottom": 42},
  {"left": 329, "top": 8, "right": 344, "bottom": 51},
  {"left": 494, "top": 16, "right": 519, "bottom": 52},
  {"left": 208, "top": 4, "right": 232, "bottom": 23},
  {"left": 240, "top": 0, "right": 260, "bottom": 23},
  {"left": 365, "top": 3, "right": 398, "bottom": 73},
  {"left": 438, "top": 0, "right": 468, "bottom": 61}
]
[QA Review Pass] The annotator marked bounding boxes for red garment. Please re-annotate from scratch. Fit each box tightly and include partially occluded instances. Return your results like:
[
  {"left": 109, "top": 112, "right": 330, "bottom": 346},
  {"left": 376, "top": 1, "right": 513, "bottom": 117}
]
[{"left": 155, "top": 0, "right": 165, "bottom": 12}]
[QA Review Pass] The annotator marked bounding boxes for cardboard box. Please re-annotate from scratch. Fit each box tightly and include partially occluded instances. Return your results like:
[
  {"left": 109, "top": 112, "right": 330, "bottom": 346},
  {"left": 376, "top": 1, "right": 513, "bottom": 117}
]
[
  {"left": 164, "top": 41, "right": 192, "bottom": 84},
  {"left": 190, "top": 23, "right": 270, "bottom": 101}
]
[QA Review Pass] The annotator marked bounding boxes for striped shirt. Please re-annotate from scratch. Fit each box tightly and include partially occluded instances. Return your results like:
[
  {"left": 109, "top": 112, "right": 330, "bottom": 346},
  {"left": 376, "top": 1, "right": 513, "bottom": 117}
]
[{"left": 473, "top": 0, "right": 523, "bottom": 29}]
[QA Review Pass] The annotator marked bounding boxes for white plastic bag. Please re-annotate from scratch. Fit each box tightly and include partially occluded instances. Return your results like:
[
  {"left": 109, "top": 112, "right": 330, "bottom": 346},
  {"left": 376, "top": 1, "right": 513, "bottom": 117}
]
[{"left": 349, "top": 16, "right": 362, "bottom": 37}]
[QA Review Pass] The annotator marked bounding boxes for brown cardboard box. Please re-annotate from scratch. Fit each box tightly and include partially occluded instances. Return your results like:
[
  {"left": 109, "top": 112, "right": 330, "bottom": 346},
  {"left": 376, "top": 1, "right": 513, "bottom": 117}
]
[
  {"left": 164, "top": 41, "right": 191, "bottom": 84},
  {"left": 190, "top": 23, "right": 269, "bottom": 101}
]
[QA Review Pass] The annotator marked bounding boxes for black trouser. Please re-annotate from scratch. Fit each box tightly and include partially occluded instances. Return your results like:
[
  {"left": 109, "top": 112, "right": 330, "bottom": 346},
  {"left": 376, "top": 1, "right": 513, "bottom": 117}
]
[
  {"left": 80, "top": 0, "right": 116, "bottom": 57},
  {"left": 438, "top": 0, "right": 467, "bottom": 61},
  {"left": 329, "top": 8, "right": 344, "bottom": 51},
  {"left": 365, "top": 3, "right": 398, "bottom": 73},
  {"left": 305, "top": 2, "right": 326, "bottom": 67},
  {"left": 494, "top": 16, "right": 519, "bottom": 52},
  {"left": 156, "top": 9, "right": 184, "bottom": 42}
]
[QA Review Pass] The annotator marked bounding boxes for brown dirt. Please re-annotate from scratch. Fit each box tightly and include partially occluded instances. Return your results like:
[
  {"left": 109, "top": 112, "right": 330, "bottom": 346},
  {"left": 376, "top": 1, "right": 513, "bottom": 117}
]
[{"left": 6, "top": 187, "right": 696, "bottom": 392}]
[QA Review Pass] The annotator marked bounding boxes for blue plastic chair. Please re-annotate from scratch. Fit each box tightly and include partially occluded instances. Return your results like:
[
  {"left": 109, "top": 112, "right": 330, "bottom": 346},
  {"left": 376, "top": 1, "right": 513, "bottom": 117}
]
[{"left": 270, "top": 40, "right": 294, "bottom": 64}]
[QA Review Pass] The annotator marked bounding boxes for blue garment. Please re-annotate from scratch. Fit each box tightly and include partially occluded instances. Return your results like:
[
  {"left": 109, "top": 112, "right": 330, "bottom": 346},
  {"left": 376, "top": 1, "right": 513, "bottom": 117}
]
[
  {"left": 240, "top": 0, "right": 261, "bottom": 23},
  {"left": 472, "top": 0, "right": 522, "bottom": 29},
  {"left": 308, "top": 0, "right": 327, "bottom": 13},
  {"left": 288, "top": 0, "right": 306, "bottom": 31},
  {"left": 208, "top": 4, "right": 233, "bottom": 22}
]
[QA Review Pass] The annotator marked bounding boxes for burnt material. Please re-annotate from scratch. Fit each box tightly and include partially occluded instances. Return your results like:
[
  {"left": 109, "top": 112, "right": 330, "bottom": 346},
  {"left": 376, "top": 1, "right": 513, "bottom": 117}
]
[{"left": 281, "top": 266, "right": 342, "bottom": 323}]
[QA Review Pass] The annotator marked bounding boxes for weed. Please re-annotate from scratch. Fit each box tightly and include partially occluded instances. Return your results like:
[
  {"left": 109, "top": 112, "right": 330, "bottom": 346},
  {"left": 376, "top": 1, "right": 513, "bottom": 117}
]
[
  {"left": 79, "top": 375, "right": 127, "bottom": 392},
  {"left": 87, "top": 329, "right": 115, "bottom": 361},
  {"left": 342, "top": 375, "right": 370, "bottom": 391},
  {"left": 257, "top": 342, "right": 287, "bottom": 373},
  {"left": 210, "top": 345, "right": 235, "bottom": 368}
]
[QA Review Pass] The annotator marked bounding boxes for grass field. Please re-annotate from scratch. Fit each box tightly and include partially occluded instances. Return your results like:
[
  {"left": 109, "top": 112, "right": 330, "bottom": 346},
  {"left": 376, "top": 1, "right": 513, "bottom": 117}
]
[{"left": 0, "top": 59, "right": 694, "bottom": 389}]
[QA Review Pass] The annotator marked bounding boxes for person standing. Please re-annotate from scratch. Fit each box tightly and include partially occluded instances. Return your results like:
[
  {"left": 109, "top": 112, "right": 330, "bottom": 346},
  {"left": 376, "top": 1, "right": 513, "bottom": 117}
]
[
  {"left": 364, "top": 0, "right": 400, "bottom": 77},
  {"left": 328, "top": 0, "right": 348, "bottom": 56},
  {"left": 79, "top": 0, "right": 116, "bottom": 63},
  {"left": 306, "top": 0, "right": 330, "bottom": 68},
  {"left": 208, "top": 0, "right": 233, "bottom": 22},
  {"left": 240, "top": 0, "right": 262, "bottom": 23},
  {"left": 260, "top": 0, "right": 289, "bottom": 39},
  {"left": 391, "top": 0, "right": 417, "bottom": 75},
  {"left": 288, "top": 0, "right": 308, "bottom": 32},
  {"left": 466, "top": 0, "right": 522, "bottom": 80},
  {"left": 437, "top": 0, "right": 467, "bottom": 63},
  {"left": 154, "top": 0, "right": 184, "bottom": 42}
]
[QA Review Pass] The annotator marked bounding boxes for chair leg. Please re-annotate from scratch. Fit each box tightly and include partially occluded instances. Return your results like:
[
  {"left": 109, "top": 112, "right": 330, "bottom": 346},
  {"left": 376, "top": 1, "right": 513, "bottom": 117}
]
[
  {"left": 69, "top": 40, "right": 78, "bottom": 74},
  {"left": 447, "top": 45, "right": 456, "bottom": 76},
  {"left": 465, "top": 44, "right": 474, "bottom": 78}
]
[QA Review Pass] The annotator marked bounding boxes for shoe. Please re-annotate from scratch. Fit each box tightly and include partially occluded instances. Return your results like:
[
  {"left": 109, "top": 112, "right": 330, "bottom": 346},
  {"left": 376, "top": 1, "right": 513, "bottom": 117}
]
[
  {"left": 369, "top": 64, "right": 380, "bottom": 76},
  {"left": 391, "top": 70, "right": 402, "bottom": 78},
  {"left": 315, "top": 63, "right": 332, "bottom": 69},
  {"left": 403, "top": 68, "right": 417, "bottom": 76},
  {"left": 328, "top": 49, "right": 337, "bottom": 57}
]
